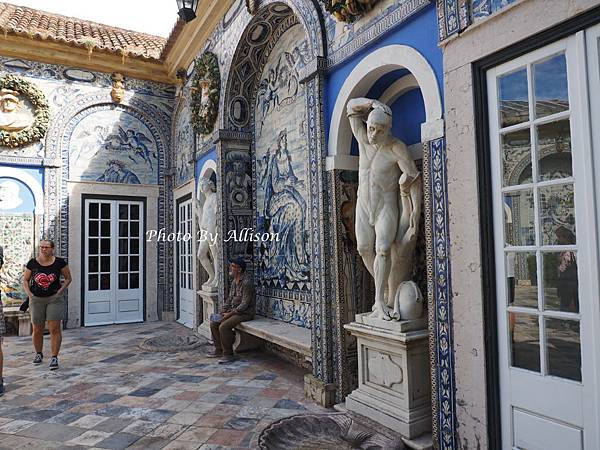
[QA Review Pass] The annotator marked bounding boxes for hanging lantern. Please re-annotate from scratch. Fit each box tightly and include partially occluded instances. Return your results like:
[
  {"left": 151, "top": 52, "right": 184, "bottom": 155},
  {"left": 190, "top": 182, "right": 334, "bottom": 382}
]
[{"left": 176, "top": 0, "right": 199, "bottom": 22}]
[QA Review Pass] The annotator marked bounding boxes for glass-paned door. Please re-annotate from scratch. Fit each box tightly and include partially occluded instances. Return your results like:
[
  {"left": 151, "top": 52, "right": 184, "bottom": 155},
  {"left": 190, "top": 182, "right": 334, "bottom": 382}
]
[
  {"left": 177, "top": 198, "right": 194, "bottom": 328},
  {"left": 84, "top": 199, "right": 144, "bottom": 325},
  {"left": 487, "top": 33, "right": 599, "bottom": 450}
]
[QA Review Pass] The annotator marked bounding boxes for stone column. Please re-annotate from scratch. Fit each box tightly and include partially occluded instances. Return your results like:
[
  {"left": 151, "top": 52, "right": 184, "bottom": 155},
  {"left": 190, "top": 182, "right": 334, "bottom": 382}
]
[
  {"left": 299, "top": 57, "right": 337, "bottom": 407},
  {"left": 214, "top": 130, "right": 252, "bottom": 308}
]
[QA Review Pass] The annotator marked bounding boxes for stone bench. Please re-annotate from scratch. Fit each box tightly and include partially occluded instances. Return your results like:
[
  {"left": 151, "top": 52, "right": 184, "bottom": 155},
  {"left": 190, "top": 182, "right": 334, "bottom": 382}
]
[
  {"left": 3, "top": 306, "right": 32, "bottom": 336},
  {"left": 233, "top": 316, "right": 312, "bottom": 364}
]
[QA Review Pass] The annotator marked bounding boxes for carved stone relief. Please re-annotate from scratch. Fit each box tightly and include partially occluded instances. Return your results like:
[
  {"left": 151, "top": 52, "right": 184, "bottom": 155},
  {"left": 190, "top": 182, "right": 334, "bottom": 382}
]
[
  {"left": 110, "top": 73, "right": 125, "bottom": 103},
  {"left": 321, "top": 0, "right": 381, "bottom": 23},
  {"left": 366, "top": 348, "right": 404, "bottom": 390},
  {"left": 0, "top": 74, "right": 49, "bottom": 148},
  {"left": 191, "top": 52, "right": 220, "bottom": 135}
]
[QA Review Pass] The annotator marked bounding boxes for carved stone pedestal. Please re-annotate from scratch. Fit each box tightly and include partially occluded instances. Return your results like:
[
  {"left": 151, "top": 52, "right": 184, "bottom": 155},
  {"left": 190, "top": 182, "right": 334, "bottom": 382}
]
[
  {"left": 344, "top": 312, "right": 431, "bottom": 439},
  {"left": 197, "top": 288, "right": 218, "bottom": 340}
]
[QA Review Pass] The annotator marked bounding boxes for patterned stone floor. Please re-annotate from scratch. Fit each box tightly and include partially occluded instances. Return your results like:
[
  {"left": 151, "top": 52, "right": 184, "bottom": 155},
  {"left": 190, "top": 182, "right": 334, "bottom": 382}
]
[{"left": 0, "top": 322, "right": 329, "bottom": 449}]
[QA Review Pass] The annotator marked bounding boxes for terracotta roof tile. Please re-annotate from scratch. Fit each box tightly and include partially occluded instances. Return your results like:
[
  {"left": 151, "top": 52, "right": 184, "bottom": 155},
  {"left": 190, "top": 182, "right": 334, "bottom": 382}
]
[{"left": 0, "top": 2, "right": 169, "bottom": 60}]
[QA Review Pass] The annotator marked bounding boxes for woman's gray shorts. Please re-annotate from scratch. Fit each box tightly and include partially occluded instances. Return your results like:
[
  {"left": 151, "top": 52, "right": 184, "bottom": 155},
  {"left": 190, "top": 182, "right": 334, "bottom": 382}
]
[{"left": 31, "top": 294, "right": 64, "bottom": 324}]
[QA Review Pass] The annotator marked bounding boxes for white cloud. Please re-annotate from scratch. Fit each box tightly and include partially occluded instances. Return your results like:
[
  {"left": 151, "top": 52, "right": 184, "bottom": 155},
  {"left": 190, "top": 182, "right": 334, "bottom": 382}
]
[{"left": 7, "top": 0, "right": 178, "bottom": 37}]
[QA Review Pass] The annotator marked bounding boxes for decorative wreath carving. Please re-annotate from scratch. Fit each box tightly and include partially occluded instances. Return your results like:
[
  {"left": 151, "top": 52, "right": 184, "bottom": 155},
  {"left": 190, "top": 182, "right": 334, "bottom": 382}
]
[
  {"left": 191, "top": 51, "right": 220, "bottom": 135},
  {"left": 0, "top": 74, "right": 50, "bottom": 148},
  {"left": 321, "top": 0, "right": 380, "bottom": 23}
]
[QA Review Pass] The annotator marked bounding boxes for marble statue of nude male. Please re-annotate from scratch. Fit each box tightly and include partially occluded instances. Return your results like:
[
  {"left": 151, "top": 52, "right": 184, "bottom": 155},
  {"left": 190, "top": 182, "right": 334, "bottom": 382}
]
[
  {"left": 196, "top": 178, "right": 218, "bottom": 292},
  {"left": 346, "top": 97, "right": 422, "bottom": 320}
]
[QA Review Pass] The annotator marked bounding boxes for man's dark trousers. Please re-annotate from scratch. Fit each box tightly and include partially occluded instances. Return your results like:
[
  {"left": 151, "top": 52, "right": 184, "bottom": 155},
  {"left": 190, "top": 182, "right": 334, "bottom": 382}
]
[{"left": 210, "top": 313, "right": 254, "bottom": 355}]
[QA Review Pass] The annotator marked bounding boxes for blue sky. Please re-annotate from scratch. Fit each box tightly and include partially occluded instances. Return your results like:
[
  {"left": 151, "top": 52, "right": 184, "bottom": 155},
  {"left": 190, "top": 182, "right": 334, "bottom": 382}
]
[{"left": 499, "top": 54, "right": 568, "bottom": 103}]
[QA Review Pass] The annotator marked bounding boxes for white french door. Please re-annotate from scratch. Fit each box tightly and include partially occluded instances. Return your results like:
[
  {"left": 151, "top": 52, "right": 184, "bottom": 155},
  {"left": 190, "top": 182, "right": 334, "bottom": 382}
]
[
  {"left": 176, "top": 198, "right": 194, "bottom": 328},
  {"left": 84, "top": 199, "right": 144, "bottom": 325},
  {"left": 487, "top": 30, "right": 600, "bottom": 450}
]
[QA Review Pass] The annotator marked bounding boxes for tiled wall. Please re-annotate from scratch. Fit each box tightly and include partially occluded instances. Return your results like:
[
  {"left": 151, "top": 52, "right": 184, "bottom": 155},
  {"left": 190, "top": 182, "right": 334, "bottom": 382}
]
[{"left": 253, "top": 24, "right": 312, "bottom": 328}]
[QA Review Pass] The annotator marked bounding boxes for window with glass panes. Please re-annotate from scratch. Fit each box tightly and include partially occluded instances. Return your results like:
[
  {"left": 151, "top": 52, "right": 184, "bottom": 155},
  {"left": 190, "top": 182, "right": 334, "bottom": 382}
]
[{"left": 495, "top": 51, "right": 581, "bottom": 382}]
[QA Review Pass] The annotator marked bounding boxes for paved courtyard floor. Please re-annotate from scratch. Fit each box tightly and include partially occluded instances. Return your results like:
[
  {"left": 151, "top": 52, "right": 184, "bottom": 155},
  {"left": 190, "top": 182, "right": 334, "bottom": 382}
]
[{"left": 0, "top": 322, "right": 329, "bottom": 449}]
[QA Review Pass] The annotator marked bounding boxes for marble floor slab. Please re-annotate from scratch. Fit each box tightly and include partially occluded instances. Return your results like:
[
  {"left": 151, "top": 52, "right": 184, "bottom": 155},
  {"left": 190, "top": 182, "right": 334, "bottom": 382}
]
[{"left": 0, "top": 322, "right": 329, "bottom": 449}]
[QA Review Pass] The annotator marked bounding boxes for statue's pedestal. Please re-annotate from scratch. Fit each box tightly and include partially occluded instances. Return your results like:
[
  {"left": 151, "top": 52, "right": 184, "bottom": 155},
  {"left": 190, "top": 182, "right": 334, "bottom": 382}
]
[
  {"left": 344, "top": 313, "right": 431, "bottom": 439},
  {"left": 197, "top": 288, "right": 218, "bottom": 340}
]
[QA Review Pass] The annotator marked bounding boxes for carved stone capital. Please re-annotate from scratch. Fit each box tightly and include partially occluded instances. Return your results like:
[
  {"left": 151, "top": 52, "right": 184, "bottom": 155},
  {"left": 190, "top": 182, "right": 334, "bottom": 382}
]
[{"left": 213, "top": 129, "right": 252, "bottom": 144}]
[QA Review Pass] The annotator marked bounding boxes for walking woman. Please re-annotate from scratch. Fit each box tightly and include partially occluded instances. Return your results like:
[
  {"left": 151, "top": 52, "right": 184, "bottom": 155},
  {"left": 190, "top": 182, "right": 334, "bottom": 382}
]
[{"left": 23, "top": 240, "right": 71, "bottom": 370}]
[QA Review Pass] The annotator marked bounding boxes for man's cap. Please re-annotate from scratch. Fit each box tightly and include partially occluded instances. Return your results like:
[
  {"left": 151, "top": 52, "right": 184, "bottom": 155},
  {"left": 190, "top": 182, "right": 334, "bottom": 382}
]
[{"left": 229, "top": 257, "right": 246, "bottom": 271}]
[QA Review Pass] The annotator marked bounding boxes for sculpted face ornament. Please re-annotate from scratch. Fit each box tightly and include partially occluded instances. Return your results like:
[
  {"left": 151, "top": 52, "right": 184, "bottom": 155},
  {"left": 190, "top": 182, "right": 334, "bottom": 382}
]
[
  {"left": 0, "top": 89, "right": 33, "bottom": 132},
  {"left": 111, "top": 73, "right": 125, "bottom": 103},
  {"left": 347, "top": 97, "right": 424, "bottom": 321},
  {"left": 0, "top": 75, "right": 49, "bottom": 148}
]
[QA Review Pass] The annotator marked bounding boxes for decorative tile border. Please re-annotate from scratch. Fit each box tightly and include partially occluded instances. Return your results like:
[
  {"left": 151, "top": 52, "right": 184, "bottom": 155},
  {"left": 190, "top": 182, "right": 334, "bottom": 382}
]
[
  {"left": 304, "top": 71, "right": 332, "bottom": 383},
  {"left": 0, "top": 56, "right": 174, "bottom": 97},
  {"left": 326, "top": 0, "right": 430, "bottom": 68},
  {"left": 423, "top": 137, "right": 456, "bottom": 450},
  {"left": 436, "top": 0, "right": 470, "bottom": 41},
  {"left": 215, "top": 0, "right": 332, "bottom": 383}
]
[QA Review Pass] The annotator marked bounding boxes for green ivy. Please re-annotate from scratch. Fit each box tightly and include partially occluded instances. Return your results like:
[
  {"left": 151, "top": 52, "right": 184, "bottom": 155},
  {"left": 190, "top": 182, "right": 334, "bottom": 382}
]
[
  {"left": 321, "top": 0, "right": 377, "bottom": 23},
  {"left": 191, "top": 52, "right": 220, "bottom": 135},
  {"left": 0, "top": 74, "right": 50, "bottom": 148}
]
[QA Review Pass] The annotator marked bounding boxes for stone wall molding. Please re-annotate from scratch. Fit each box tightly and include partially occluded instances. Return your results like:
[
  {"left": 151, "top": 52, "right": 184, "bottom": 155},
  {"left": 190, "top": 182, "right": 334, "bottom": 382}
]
[{"left": 328, "top": 44, "right": 443, "bottom": 160}]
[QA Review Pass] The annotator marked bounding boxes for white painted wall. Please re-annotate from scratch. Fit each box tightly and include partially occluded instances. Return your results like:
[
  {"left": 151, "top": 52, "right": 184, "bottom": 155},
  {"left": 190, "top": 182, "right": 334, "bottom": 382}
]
[{"left": 442, "top": 0, "right": 600, "bottom": 448}]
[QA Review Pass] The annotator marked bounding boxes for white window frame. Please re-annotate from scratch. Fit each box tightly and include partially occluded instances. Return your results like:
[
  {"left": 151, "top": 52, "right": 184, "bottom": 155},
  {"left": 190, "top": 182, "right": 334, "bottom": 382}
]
[{"left": 487, "top": 32, "right": 600, "bottom": 449}]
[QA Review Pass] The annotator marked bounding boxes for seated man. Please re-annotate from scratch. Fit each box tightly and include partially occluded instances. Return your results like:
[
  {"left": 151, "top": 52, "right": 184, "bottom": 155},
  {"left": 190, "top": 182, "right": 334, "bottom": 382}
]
[{"left": 208, "top": 257, "right": 255, "bottom": 363}]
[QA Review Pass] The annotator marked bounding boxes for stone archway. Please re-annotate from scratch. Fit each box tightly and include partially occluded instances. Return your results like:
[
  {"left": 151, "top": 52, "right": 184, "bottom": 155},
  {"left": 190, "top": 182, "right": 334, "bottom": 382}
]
[
  {"left": 0, "top": 172, "right": 40, "bottom": 304},
  {"left": 217, "top": 0, "right": 334, "bottom": 397},
  {"left": 220, "top": 0, "right": 325, "bottom": 132},
  {"left": 328, "top": 44, "right": 444, "bottom": 162},
  {"left": 44, "top": 93, "right": 171, "bottom": 326},
  {"left": 44, "top": 93, "right": 170, "bottom": 258}
]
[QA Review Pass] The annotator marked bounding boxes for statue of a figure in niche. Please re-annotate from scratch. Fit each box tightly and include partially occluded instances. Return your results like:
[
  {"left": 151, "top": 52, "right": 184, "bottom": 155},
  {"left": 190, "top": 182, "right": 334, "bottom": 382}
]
[
  {"left": 346, "top": 97, "right": 423, "bottom": 321},
  {"left": 196, "top": 177, "right": 218, "bottom": 292},
  {"left": 0, "top": 89, "right": 34, "bottom": 132},
  {"left": 198, "top": 78, "right": 218, "bottom": 120}
]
